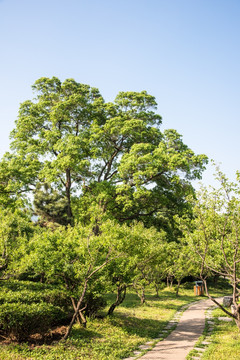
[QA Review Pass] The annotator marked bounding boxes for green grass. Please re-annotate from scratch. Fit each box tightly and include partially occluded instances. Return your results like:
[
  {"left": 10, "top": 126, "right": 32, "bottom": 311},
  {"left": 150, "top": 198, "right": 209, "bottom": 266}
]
[
  {"left": 187, "top": 298, "right": 240, "bottom": 360},
  {"left": 201, "top": 320, "right": 240, "bottom": 360},
  {"left": 0, "top": 287, "right": 200, "bottom": 360},
  {"left": 0, "top": 282, "right": 231, "bottom": 360},
  {"left": 200, "top": 306, "right": 240, "bottom": 360}
]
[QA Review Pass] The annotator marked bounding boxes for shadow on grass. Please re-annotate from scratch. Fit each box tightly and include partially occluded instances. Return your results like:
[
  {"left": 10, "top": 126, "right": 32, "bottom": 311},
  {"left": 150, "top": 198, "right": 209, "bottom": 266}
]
[
  {"left": 107, "top": 313, "right": 166, "bottom": 339},
  {"left": 70, "top": 326, "right": 103, "bottom": 341},
  {"left": 105, "top": 291, "right": 197, "bottom": 312}
]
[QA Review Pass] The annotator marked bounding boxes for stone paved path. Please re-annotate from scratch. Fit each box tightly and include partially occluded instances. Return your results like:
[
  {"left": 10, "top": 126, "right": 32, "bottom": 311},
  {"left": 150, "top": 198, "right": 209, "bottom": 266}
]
[{"left": 138, "top": 298, "right": 214, "bottom": 360}]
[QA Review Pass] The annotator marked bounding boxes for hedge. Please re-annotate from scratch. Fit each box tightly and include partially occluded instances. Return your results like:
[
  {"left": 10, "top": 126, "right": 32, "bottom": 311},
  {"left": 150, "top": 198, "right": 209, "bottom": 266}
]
[
  {"left": 0, "top": 280, "right": 71, "bottom": 309},
  {"left": 0, "top": 302, "right": 66, "bottom": 341}
]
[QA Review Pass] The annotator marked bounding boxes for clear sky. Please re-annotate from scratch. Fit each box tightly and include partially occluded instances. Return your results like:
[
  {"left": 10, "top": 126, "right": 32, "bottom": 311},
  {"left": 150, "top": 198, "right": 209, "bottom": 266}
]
[{"left": 1, "top": 0, "right": 239, "bottom": 187}]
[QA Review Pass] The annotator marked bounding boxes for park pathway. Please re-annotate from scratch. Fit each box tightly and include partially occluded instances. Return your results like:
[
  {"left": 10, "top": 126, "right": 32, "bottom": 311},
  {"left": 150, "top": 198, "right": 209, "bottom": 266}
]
[{"left": 138, "top": 298, "right": 214, "bottom": 360}]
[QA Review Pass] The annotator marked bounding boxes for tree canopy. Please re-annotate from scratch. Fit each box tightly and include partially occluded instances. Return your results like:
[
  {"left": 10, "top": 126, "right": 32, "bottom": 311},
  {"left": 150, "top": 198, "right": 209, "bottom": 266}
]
[{"left": 1, "top": 77, "right": 208, "bottom": 233}]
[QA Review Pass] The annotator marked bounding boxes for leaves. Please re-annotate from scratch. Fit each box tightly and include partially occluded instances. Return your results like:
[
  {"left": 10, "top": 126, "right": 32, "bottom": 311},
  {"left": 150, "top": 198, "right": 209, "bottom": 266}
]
[{"left": 0, "top": 77, "right": 208, "bottom": 229}]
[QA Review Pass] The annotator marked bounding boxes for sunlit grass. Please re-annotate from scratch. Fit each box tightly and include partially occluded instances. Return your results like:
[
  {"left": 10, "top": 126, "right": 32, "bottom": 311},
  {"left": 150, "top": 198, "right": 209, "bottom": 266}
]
[{"left": 201, "top": 321, "right": 240, "bottom": 360}]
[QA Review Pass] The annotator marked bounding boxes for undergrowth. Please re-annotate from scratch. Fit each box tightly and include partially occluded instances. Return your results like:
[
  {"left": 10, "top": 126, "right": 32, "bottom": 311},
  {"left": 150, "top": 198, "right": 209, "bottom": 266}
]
[{"left": 0, "top": 281, "right": 231, "bottom": 360}]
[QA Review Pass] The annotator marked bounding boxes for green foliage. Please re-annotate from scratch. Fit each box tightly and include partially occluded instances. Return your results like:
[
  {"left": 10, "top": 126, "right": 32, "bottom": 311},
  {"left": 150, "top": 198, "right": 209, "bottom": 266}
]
[
  {"left": 0, "top": 287, "right": 202, "bottom": 359},
  {"left": 0, "top": 77, "right": 207, "bottom": 231},
  {"left": 181, "top": 167, "right": 240, "bottom": 328},
  {"left": 1, "top": 77, "right": 104, "bottom": 223},
  {"left": 182, "top": 167, "right": 240, "bottom": 282},
  {"left": 0, "top": 76, "right": 210, "bottom": 345},
  {"left": 33, "top": 183, "right": 69, "bottom": 226},
  {"left": 0, "top": 280, "right": 70, "bottom": 309},
  {"left": 166, "top": 242, "right": 200, "bottom": 285},
  {"left": 0, "top": 302, "right": 66, "bottom": 341},
  {"left": 18, "top": 220, "right": 125, "bottom": 285},
  {"left": 82, "top": 292, "right": 107, "bottom": 318},
  {"left": 0, "top": 280, "right": 70, "bottom": 342},
  {"left": 0, "top": 208, "right": 33, "bottom": 276}
]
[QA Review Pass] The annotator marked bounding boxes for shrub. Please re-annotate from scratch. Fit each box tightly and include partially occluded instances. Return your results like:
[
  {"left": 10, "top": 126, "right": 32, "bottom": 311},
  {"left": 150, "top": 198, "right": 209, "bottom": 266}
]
[
  {"left": 0, "top": 302, "right": 66, "bottom": 341},
  {"left": 0, "top": 289, "right": 44, "bottom": 305},
  {"left": 0, "top": 280, "right": 71, "bottom": 309},
  {"left": 43, "top": 289, "right": 71, "bottom": 309},
  {"left": 83, "top": 293, "right": 107, "bottom": 318},
  {"left": 0, "top": 280, "right": 51, "bottom": 292}
]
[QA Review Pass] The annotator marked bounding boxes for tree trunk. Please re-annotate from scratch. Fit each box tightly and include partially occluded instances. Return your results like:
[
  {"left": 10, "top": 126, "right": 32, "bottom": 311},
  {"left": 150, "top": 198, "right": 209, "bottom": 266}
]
[
  {"left": 62, "top": 257, "right": 113, "bottom": 341},
  {"left": 203, "top": 278, "right": 238, "bottom": 321},
  {"left": 66, "top": 168, "right": 73, "bottom": 225},
  {"left": 140, "top": 287, "right": 145, "bottom": 304},
  {"left": 213, "top": 274, "right": 220, "bottom": 285},
  {"left": 40, "top": 272, "right": 45, "bottom": 283},
  {"left": 63, "top": 280, "right": 88, "bottom": 341},
  {"left": 70, "top": 297, "right": 86, "bottom": 326},
  {"left": 167, "top": 275, "right": 174, "bottom": 288},
  {"left": 176, "top": 279, "right": 181, "bottom": 296},
  {"left": 79, "top": 310, "right": 87, "bottom": 328},
  {"left": 231, "top": 304, "right": 240, "bottom": 330},
  {"left": 107, "top": 284, "right": 127, "bottom": 315},
  {"left": 132, "top": 283, "right": 146, "bottom": 304}
]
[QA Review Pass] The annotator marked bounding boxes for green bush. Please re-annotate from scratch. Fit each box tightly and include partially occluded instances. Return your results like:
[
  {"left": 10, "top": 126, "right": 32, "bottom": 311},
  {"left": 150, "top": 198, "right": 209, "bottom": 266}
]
[
  {"left": 43, "top": 289, "right": 71, "bottom": 309},
  {"left": 0, "top": 280, "right": 71, "bottom": 309},
  {"left": 0, "top": 302, "right": 66, "bottom": 341},
  {"left": 83, "top": 292, "right": 107, "bottom": 318},
  {"left": 0, "top": 289, "right": 44, "bottom": 305},
  {"left": 0, "top": 280, "right": 51, "bottom": 292}
]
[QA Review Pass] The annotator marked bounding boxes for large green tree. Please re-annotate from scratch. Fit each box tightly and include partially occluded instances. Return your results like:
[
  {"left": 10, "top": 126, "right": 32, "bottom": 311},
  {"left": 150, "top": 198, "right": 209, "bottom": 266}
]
[
  {"left": 1, "top": 77, "right": 208, "bottom": 229},
  {"left": 7, "top": 77, "right": 104, "bottom": 224}
]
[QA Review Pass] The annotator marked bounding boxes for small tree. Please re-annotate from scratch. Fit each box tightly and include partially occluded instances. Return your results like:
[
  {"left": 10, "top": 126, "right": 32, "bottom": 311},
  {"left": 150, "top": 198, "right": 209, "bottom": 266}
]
[
  {"left": 106, "top": 223, "right": 166, "bottom": 311},
  {"left": 168, "top": 243, "right": 198, "bottom": 296},
  {"left": 18, "top": 219, "right": 124, "bottom": 339},
  {"left": 183, "top": 168, "right": 240, "bottom": 329}
]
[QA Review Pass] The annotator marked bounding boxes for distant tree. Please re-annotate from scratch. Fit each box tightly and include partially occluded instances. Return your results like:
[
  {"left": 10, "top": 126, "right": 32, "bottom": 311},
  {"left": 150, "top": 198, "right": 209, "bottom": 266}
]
[
  {"left": 167, "top": 242, "right": 199, "bottom": 296},
  {"left": 33, "top": 183, "right": 69, "bottom": 226}
]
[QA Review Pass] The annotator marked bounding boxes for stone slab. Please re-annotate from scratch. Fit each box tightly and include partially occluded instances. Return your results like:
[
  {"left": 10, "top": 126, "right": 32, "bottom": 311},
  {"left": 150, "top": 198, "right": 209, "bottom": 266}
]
[
  {"left": 202, "top": 341, "right": 211, "bottom": 345},
  {"left": 133, "top": 351, "right": 142, "bottom": 355},
  {"left": 139, "top": 345, "right": 150, "bottom": 350},
  {"left": 218, "top": 317, "right": 233, "bottom": 322},
  {"left": 194, "top": 347, "right": 205, "bottom": 352}
]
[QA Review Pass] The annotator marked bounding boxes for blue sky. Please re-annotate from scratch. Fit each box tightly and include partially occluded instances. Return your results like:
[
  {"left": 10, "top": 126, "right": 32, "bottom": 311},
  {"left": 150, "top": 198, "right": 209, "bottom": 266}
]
[{"left": 1, "top": 0, "right": 239, "bottom": 187}]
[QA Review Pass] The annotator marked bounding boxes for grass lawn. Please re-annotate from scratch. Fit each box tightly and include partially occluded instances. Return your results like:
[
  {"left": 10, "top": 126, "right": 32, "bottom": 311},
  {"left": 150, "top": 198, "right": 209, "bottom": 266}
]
[
  {"left": 0, "top": 286, "right": 201, "bottom": 360},
  {"left": 0, "top": 282, "right": 232, "bottom": 360},
  {"left": 200, "top": 307, "right": 240, "bottom": 360}
]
